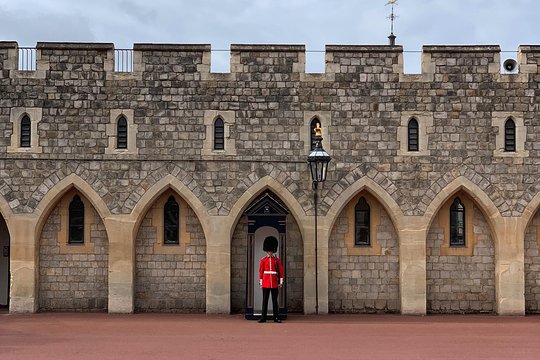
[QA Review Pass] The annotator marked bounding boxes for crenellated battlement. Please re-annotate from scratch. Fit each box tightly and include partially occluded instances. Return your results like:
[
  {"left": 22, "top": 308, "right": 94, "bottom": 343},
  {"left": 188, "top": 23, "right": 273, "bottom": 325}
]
[{"left": 2, "top": 41, "right": 539, "bottom": 81}]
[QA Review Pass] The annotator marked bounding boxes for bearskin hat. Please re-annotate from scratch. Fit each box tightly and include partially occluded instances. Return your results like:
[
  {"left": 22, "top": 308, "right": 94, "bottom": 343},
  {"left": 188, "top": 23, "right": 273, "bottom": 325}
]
[{"left": 263, "top": 236, "right": 278, "bottom": 253}]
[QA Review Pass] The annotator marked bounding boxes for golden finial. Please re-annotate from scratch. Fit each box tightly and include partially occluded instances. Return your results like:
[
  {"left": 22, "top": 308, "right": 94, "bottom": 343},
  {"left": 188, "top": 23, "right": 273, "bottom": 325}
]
[{"left": 314, "top": 123, "right": 322, "bottom": 137}]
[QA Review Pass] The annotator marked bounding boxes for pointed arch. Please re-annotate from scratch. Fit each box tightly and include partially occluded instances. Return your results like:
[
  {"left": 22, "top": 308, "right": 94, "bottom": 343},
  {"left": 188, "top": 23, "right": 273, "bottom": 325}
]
[
  {"left": 309, "top": 116, "right": 321, "bottom": 151},
  {"left": 228, "top": 175, "right": 308, "bottom": 241},
  {"left": 504, "top": 117, "right": 516, "bottom": 152},
  {"left": 130, "top": 174, "right": 210, "bottom": 240},
  {"left": 407, "top": 117, "right": 419, "bottom": 152},
  {"left": 421, "top": 176, "right": 502, "bottom": 245},
  {"left": 34, "top": 174, "right": 112, "bottom": 240},
  {"left": 323, "top": 176, "right": 405, "bottom": 240},
  {"left": 520, "top": 191, "right": 540, "bottom": 233},
  {"left": 213, "top": 117, "right": 225, "bottom": 150},
  {"left": 116, "top": 115, "right": 128, "bottom": 149},
  {"left": 20, "top": 115, "right": 31, "bottom": 148},
  {"left": 0, "top": 191, "right": 14, "bottom": 238}
]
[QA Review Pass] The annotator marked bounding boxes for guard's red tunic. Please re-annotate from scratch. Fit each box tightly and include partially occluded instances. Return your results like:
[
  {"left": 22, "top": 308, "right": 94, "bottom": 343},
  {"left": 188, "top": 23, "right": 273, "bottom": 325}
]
[{"left": 259, "top": 255, "right": 284, "bottom": 289}]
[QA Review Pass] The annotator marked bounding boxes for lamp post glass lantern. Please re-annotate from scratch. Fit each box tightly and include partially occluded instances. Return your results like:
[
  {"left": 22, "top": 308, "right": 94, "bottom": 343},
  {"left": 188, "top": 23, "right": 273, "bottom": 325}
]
[
  {"left": 307, "top": 123, "right": 330, "bottom": 314},
  {"left": 308, "top": 124, "right": 331, "bottom": 186}
]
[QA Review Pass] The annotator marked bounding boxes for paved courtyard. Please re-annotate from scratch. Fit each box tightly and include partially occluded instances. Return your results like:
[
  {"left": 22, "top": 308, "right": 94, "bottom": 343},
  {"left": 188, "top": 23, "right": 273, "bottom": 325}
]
[{"left": 1, "top": 313, "right": 539, "bottom": 359}]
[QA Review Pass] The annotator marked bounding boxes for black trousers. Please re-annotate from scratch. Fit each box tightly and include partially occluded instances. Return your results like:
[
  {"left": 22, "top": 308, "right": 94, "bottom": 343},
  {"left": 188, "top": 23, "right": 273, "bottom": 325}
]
[{"left": 261, "top": 287, "right": 279, "bottom": 320}]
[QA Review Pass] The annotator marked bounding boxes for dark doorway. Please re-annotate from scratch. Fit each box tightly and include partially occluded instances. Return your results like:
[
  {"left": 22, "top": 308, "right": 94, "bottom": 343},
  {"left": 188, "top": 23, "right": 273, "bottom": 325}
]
[
  {"left": 244, "top": 192, "right": 288, "bottom": 320},
  {"left": 0, "top": 216, "right": 10, "bottom": 310}
]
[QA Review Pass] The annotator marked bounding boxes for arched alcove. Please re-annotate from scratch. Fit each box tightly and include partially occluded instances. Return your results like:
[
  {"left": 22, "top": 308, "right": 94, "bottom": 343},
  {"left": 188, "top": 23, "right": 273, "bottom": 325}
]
[{"left": 134, "top": 189, "right": 206, "bottom": 312}]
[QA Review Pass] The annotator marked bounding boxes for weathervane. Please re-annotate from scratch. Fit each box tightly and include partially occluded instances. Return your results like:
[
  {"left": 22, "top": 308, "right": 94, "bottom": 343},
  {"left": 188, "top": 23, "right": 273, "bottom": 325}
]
[{"left": 386, "top": 0, "right": 398, "bottom": 45}]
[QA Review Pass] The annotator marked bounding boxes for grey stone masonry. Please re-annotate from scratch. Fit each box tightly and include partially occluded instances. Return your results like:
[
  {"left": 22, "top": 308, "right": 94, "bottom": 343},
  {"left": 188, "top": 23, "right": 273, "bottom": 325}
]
[
  {"left": 285, "top": 215, "right": 304, "bottom": 313},
  {"left": 426, "top": 206, "right": 495, "bottom": 313},
  {"left": 1, "top": 42, "right": 540, "bottom": 219},
  {"left": 525, "top": 210, "right": 540, "bottom": 313},
  {"left": 328, "top": 207, "right": 400, "bottom": 313},
  {"left": 39, "top": 206, "right": 108, "bottom": 311},
  {"left": 134, "top": 203, "right": 206, "bottom": 312},
  {"left": 231, "top": 216, "right": 248, "bottom": 313}
]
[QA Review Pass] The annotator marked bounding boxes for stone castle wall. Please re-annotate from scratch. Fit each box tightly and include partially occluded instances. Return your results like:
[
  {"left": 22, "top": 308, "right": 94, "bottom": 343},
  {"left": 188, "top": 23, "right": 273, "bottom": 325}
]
[
  {"left": 0, "top": 42, "right": 539, "bottom": 219},
  {"left": 2, "top": 41, "right": 540, "bottom": 315}
]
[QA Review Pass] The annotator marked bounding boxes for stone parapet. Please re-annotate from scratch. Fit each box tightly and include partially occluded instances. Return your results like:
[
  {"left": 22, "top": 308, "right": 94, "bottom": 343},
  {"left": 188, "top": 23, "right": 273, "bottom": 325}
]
[
  {"left": 0, "top": 41, "right": 18, "bottom": 49},
  {"left": 36, "top": 42, "right": 115, "bottom": 51},
  {"left": 422, "top": 45, "right": 501, "bottom": 75}
]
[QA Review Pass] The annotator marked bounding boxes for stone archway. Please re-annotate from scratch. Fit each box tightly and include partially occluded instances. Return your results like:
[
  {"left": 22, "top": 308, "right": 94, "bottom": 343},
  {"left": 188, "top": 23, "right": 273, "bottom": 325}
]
[
  {"left": 327, "top": 190, "right": 400, "bottom": 313},
  {"left": 38, "top": 189, "right": 109, "bottom": 311},
  {"left": 133, "top": 189, "right": 206, "bottom": 313},
  {"left": 231, "top": 190, "right": 304, "bottom": 315},
  {"left": 425, "top": 191, "right": 495, "bottom": 313}
]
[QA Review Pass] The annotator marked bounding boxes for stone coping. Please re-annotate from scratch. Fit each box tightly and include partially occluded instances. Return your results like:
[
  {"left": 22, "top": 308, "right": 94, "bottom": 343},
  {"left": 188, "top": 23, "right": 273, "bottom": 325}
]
[
  {"left": 133, "top": 44, "right": 211, "bottom": 52},
  {"left": 36, "top": 42, "right": 115, "bottom": 50},
  {"left": 0, "top": 41, "right": 17, "bottom": 49},
  {"left": 326, "top": 45, "right": 403, "bottom": 53},
  {"left": 519, "top": 45, "right": 540, "bottom": 53},
  {"left": 423, "top": 45, "right": 501, "bottom": 53},
  {"left": 230, "top": 44, "right": 305, "bottom": 52}
]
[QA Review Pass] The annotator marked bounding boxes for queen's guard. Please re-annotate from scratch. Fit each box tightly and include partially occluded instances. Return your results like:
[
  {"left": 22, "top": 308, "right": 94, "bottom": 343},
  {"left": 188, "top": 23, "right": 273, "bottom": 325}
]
[{"left": 258, "top": 236, "right": 284, "bottom": 323}]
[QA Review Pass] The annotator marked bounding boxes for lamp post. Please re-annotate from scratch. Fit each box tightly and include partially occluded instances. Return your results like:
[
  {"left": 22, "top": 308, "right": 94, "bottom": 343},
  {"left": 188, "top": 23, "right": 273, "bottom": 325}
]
[{"left": 307, "top": 123, "right": 331, "bottom": 314}]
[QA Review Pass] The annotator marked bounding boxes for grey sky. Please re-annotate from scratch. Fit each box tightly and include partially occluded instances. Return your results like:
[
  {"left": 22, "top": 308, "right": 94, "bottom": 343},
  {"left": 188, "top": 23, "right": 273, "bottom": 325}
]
[{"left": 0, "top": 0, "right": 538, "bottom": 72}]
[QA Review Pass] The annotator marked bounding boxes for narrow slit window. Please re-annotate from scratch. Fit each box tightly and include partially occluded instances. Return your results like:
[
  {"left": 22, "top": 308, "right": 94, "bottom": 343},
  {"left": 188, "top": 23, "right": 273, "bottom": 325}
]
[
  {"left": 450, "top": 197, "right": 465, "bottom": 246},
  {"left": 354, "top": 197, "right": 370, "bottom": 246},
  {"left": 214, "top": 117, "right": 224, "bottom": 150},
  {"left": 310, "top": 118, "right": 321, "bottom": 150},
  {"left": 164, "top": 196, "right": 180, "bottom": 245},
  {"left": 408, "top": 118, "right": 419, "bottom": 151},
  {"left": 20, "top": 115, "right": 31, "bottom": 148},
  {"left": 504, "top": 118, "right": 516, "bottom": 152},
  {"left": 68, "top": 195, "right": 85, "bottom": 244},
  {"left": 117, "top": 116, "right": 128, "bottom": 149}
]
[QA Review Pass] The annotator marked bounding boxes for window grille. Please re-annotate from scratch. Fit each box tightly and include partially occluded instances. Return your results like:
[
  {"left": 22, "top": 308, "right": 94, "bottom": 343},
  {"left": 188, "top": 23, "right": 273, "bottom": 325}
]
[
  {"left": 504, "top": 118, "right": 516, "bottom": 152},
  {"left": 117, "top": 116, "right": 128, "bottom": 149},
  {"left": 164, "top": 196, "right": 180, "bottom": 245},
  {"left": 69, "top": 195, "right": 85, "bottom": 244},
  {"left": 354, "top": 197, "right": 370, "bottom": 246},
  {"left": 450, "top": 197, "right": 465, "bottom": 246},
  {"left": 408, "top": 118, "right": 419, "bottom": 151},
  {"left": 20, "top": 115, "right": 31, "bottom": 148},
  {"left": 214, "top": 118, "right": 224, "bottom": 150}
]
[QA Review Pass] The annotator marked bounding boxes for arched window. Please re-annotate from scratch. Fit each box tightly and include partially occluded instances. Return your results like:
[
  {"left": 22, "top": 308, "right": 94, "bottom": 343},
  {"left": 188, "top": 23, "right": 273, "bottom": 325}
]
[
  {"left": 68, "top": 195, "right": 85, "bottom": 244},
  {"left": 407, "top": 118, "right": 419, "bottom": 151},
  {"left": 310, "top": 118, "right": 321, "bottom": 150},
  {"left": 504, "top": 118, "right": 516, "bottom": 152},
  {"left": 20, "top": 115, "right": 31, "bottom": 148},
  {"left": 164, "top": 196, "right": 180, "bottom": 245},
  {"left": 354, "top": 197, "right": 370, "bottom": 246},
  {"left": 214, "top": 117, "right": 224, "bottom": 150},
  {"left": 450, "top": 197, "right": 465, "bottom": 246},
  {"left": 117, "top": 116, "right": 128, "bottom": 149}
]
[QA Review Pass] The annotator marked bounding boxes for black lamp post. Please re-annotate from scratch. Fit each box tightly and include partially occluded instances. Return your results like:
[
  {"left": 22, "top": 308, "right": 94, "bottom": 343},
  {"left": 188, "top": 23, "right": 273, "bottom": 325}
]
[{"left": 307, "top": 123, "right": 331, "bottom": 314}]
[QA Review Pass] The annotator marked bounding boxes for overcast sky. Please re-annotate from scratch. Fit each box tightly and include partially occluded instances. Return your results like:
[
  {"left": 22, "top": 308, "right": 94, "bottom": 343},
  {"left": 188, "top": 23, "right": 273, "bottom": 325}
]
[{"left": 0, "top": 0, "right": 538, "bottom": 72}]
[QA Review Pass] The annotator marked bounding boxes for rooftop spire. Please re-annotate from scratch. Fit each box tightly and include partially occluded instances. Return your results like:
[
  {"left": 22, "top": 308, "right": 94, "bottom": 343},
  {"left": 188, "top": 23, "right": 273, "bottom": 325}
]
[{"left": 386, "top": 0, "right": 398, "bottom": 46}]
